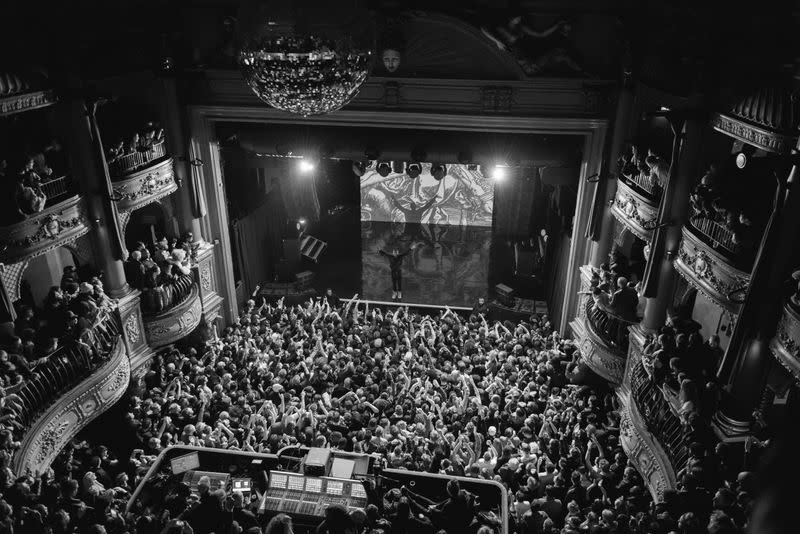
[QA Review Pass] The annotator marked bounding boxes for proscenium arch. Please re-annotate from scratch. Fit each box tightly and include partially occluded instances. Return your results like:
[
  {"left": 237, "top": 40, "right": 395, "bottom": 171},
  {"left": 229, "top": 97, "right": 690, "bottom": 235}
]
[{"left": 188, "top": 106, "right": 608, "bottom": 333}]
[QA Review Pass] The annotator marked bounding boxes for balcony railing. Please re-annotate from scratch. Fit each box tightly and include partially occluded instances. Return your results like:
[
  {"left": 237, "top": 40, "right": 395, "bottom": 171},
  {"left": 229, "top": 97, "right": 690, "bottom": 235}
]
[
  {"left": 687, "top": 205, "right": 739, "bottom": 256},
  {"left": 630, "top": 358, "right": 690, "bottom": 471},
  {"left": 623, "top": 172, "right": 663, "bottom": 202},
  {"left": 40, "top": 174, "right": 74, "bottom": 207},
  {"left": 141, "top": 272, "right": 196, "bottom": 315},
  {"left": 9, "top": 308, "right": 121, "bottom": 430},
  {"left": 585, "top": 297, "right": 637, "bottom": 353},
  {"left": 108, "top": 139, "right": 167, "bottom": 178}
]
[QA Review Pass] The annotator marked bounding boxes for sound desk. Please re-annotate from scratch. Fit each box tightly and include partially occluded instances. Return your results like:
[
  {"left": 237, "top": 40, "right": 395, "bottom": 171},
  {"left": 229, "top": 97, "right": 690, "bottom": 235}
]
[{"left": 258, "top": 470, "right": 368, "bottom": 520}]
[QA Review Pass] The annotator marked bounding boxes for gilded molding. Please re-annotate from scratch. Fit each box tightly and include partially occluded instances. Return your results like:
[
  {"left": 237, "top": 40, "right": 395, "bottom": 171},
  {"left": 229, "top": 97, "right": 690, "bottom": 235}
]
[
  {"left": 770, "top": 303, "right": 800, "bottom": 383},
  {"left": 12, "top": 338, "right": 129, "bottom": 476},
  {"left": 113, "top": 158, "right": 178, "bottom": 213},
  {"left": 673, "top": 228, "right": 750, "bottom": 314},
  {"left": 0, "top": 196, "right": 90, "bottom": 265},
  {"left": 143, "top": 285, "right": 202, "bottom": 348},
  {"left": 0, "top": 89, "right": 57, "bottom": 117},
  {"left": 610, "top": 179, "right": 658, "bottom": 243},
  {"left": 710, "top": 113, "right": 796, "bottom": 155}
]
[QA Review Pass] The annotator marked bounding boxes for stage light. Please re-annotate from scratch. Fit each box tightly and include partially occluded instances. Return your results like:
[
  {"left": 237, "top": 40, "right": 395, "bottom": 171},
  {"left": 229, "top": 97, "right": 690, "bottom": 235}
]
[
  {"left": 376, "top": 162, "right": 392, "bottom": 177},
  {"left": 431, "top": 163, "right": 447, "bottom": 181},
  {"left": 491, "top": 166, "right": 507, "bottom": 181},
  {"left": 298, "top": 218, "right": 307, "bottom": 225},
  {"left": 298, "top": 159, "right": 315, "bottom": 173},
  {"left": 406, "top": 162, "right": 422, "bottom": 178},
  {"left": 352, "top": 160, "right": 367, "bottom": 177}
]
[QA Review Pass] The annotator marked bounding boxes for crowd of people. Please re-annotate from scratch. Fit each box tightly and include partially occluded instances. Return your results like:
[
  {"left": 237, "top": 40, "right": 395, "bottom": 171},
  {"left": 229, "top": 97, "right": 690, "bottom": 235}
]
[
  {"left": 0, "top": 293, "right": 766, "bottom": 533},
  {"left": 588, "top": 250, "right": 640, "bottom": 323},
  {"left": 688, "top": 166, "right": 755, "bottom": 252},
  {"left": 124, "top": 235, "right": 196, "bottom": 314},
  {"left": 618, "top": 145, "right": 668, "bottom": 200},
  {"left": 0, "top": 138, "right": 68, "bottom": 223},
  {"left": 105, "top": 123, "right": 165, "bottom": 175},
  {"left": 0, "top": 267, "right": 114, "bottom": 388}
]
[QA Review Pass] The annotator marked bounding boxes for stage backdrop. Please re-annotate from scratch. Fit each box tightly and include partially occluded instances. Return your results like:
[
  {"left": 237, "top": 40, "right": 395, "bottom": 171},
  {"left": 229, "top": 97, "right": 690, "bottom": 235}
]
[{"left": 360, "top": 162, "right": 493, "bottom": 227}]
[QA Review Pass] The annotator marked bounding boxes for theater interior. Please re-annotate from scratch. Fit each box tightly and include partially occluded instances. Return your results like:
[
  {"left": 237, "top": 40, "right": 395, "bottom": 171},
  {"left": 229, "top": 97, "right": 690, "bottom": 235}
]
[{"left": 0, "top": 1, "right": 798, "bottom": 533}]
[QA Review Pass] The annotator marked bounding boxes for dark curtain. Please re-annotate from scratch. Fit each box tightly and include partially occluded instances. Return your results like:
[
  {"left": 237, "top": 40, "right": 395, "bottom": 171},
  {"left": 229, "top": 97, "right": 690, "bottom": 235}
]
[
  {"left": 493, "top": 170, "right": 541, "bottom": 238},
  {"left": 231, "top": 193, "right": 285, "bottom": 296},
  {"left": 280, "top": 174, "right": 320, "bottom": 222}
]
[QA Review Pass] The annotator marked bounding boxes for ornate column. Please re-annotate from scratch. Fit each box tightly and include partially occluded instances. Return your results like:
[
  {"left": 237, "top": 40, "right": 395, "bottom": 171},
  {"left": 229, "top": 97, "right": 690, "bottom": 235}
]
[
  {"left": 588, "top": 75, "right": 634, "bottom": 268},
  {"left": 158, "top": 76, "right": 206, "bottom": 242},
  {"left": 714, "top": 142, "right": 800, "bottom": 439},
  {"left": 64, "top": 99, "right": 129, "bottom": 297},
  {"left": 63, "top": 97, "right": 155, "bottom": 378},
  {"left": 640, "top": 103, "right": 704, "bottom": 330}
]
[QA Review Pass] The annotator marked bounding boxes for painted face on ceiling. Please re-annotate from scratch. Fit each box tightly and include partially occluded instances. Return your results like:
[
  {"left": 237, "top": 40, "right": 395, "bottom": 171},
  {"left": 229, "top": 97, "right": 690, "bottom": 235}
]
[{"left": 382, "top": 48, "right": 401, "bottom": 73}]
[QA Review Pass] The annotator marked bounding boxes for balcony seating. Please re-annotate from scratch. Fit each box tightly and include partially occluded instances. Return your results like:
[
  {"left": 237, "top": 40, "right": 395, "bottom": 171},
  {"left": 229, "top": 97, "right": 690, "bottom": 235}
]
[
  {"left": 141, "top": 272, "right": 196, "bottom": 315},
  {"left": 108, "top": 138, "right": 168, "bottom": 178},
  {"left": 585, "top": 297, "right": 637, "bottom": 354}
]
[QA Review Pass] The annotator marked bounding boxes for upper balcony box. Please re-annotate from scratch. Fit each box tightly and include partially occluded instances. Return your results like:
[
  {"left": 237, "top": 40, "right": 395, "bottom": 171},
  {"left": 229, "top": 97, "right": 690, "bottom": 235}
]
[
  {"left": 611, "top": 178, "right": 659, "bottom": 243},
  {"left": 108, "top": 138, "right": 177, "bottom": 212},
  {"left": 673, "top": 222, "right": 751, "bottom": 314},
  {"left": 0, "top": 72, "right": 57, "bottom": 117},
  {"left": 0, "top": 194, "right": 90, "bottom": 265},
  {"left": 771, "top": 301, "right": 800, "bottom": 382}
]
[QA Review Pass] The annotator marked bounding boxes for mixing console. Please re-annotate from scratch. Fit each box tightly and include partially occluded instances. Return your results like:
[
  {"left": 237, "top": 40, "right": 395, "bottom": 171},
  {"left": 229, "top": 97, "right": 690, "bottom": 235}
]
[{"left": 258, "top": 470, "right": 368, "bottom": 518}]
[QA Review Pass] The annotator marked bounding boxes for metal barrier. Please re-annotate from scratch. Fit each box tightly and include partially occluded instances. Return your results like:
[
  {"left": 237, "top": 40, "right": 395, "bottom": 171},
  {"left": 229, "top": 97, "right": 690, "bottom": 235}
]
[
  {"left": 40, "top": 175, "right": 74, "bottom": 206},
  {"left": 108, "top": 139, "right": 167, "bottom": 177},
  {"left": 630, "top": 359, "right": 690, "bottom": 471},
  {"left": 141, "top": 272, "right": 196, "bottom": 315},
  {"left": 624, "top": 172, "right": 663, "bottom": 202},
  {"left": 9, "top": 308, "right": 122, "bottom": 430},
  {"left": 687, "top": 205, "right": 739, "bottom": 256},
  {"left": 585, "top": 297, "right": 637, "bottom": 353}
]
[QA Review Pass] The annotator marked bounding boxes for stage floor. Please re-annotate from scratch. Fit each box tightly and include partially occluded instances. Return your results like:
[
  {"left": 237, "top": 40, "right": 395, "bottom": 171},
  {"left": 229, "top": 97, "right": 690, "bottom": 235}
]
[{"left": 360, "top": 221, "right": 492, "bottom": 307}]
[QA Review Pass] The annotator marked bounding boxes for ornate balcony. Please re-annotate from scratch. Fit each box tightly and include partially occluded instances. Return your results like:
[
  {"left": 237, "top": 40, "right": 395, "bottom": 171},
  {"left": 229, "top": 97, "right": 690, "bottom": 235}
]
[
  {"left": 569, "top": 266, "right": 631, "bottom": 384},
  {"left": 108, "top": 138, "right": 168, "bottom": 178},
  {"left": 771, "top": 302, "right": 800, "bottom": 382},
  {"left": 11, "top": 309, "right": 129, "bottom": 476},
  {"left": 0, "top": 194, "right": 90, "bottom": 265},
  {"left": 674, "top": 225, "right": 751, "bottom": 314},
  {"left": 617, "top": 326, "right": 679, "bottom": 501},
  {"left": 611, "top": 177, "right": 660, "bottom": 243},
  {"left": 112, "top": 157, "right": 177, "bottom": 213},
  {"left": 142, "top": 273, "right": 203, "bottom": 349},
  {"left": 0, "top": 80, "right": 57, "bottom": 117}
]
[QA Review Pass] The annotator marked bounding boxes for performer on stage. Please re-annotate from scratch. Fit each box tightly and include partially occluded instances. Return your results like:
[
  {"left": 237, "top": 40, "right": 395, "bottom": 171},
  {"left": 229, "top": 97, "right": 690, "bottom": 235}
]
[{"left": 378, "top": 243, "right": 418, "bottom": 301}]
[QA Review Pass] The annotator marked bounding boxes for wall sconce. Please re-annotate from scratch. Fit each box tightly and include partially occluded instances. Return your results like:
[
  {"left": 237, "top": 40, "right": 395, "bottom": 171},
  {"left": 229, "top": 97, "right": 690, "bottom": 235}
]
[
  {"left": 92, "top": 218, "right": 103, "bottom": 228},
  {"left": 665, "top": 249, "right": 677, "bottom": 260}
]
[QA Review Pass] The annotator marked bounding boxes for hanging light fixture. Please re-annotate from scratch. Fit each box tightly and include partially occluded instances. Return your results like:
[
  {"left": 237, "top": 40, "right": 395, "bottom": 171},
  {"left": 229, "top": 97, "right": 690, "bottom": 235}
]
[{"left": 237, "top": 1, "right": 375, "bottom": 117}]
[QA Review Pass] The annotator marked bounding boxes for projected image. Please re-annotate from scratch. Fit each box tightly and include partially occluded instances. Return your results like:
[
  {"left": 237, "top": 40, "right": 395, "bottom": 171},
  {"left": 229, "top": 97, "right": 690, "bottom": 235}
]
[
  {"left": 361, "top": 221, "right": 492, "bottom": 306},
  {"left": 360, "top": 162, "right": 493, "bottom": 227}
]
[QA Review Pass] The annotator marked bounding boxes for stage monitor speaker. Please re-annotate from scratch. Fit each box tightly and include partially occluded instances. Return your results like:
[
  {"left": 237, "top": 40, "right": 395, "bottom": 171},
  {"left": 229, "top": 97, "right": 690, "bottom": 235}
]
[
  {"left": 295, "top": 270, "right": 315, "bottom": 290},
  {"left": 495, "top": 283, "right": 515, "bottom": 306}
]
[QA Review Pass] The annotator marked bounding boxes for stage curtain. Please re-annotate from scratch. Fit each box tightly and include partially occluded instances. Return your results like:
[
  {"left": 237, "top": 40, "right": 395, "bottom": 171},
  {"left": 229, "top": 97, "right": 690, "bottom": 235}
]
[
  {"left": 280, "top": 174, "right": 320, "bottom": 222},
  {"left": 493, "top": 169, "right": 541, "bottom": 238},
  {"left": 231, "top": 195, "right": 284, "bottom": 297}
]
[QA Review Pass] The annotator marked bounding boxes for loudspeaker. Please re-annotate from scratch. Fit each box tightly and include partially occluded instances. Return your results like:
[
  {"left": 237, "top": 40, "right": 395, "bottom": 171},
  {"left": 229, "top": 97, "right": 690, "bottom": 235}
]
[{"left": 495, "top": 283, "right": 515, "bottom": 306}]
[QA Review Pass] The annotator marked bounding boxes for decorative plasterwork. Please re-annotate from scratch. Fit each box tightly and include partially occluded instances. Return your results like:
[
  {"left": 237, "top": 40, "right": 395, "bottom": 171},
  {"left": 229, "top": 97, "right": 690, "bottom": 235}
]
[
  {"left": 12, "top": 338, "right": 129, "bottom": 476},
  {"left": 770, "top": 303, "right": 800, "bottom": 383},
  {"left": 710, "top": 112, "right": 797, "bottom": 155},
  {"left": 568, "top": 267, "right": 627, "bottom": 384},
  {"left": 0, "top": 89, "right": 57, "bottom": 117},
  {"left": 618, "top": 389, "right": 677, "bottom": 502},
  {"left": 0, "top": 195, "right": 90, "bottom": 265},
  {"left": 143, "top": 285, "right": 202, "bottom": 348},
  {"left": 610, "top": 179, "right": 657, "bottom": 243},
  {"left": 673, "top": 227, "right": 750, "bottom": 314},
  {"left": 112, "top": 158, "right": 177, "bottom": 213}
]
